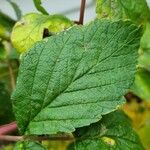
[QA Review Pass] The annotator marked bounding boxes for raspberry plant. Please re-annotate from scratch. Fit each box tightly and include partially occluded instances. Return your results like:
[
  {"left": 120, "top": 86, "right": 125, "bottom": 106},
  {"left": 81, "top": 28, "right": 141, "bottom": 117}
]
[{"left": 0, "top": 0, "right": 150, "bottom": 149}]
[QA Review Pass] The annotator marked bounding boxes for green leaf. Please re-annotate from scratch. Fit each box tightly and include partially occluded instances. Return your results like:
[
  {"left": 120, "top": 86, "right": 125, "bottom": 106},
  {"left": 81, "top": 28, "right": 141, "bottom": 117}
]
[
  {"left": 12, "top": 20, "right": 142, "bottom": 135},
  {"left": 14, "top": 141, "right": 47, "bottom": 150},
  {"left": 131, "top": 69, "right": 150, "bottom": 100},
  {"left": 0, "top": 11, "right": 15, "bottom": 40},
  {"left": 139, "top": 50, "right": 150, "bottom": 72},
  {"left": 7, "top": 0, "right": 22, "bottom": 20},
  {"left": 33, "top": 0, "right": 49, "bottom": 15},
  {"left": 141, "top": 22, "right": 150, "bottom": 51},
  {"left": 96, "top": 0, "right": 150, "bottom": 24},
  {"left": 11, "top": 13, "right": 74, "bottom": 53},
  {"left": 69, "top": 111, "right": 144, "bottom": 150},
  {"left": 96, "top": 0, "right": 126, "bottom": 19}
]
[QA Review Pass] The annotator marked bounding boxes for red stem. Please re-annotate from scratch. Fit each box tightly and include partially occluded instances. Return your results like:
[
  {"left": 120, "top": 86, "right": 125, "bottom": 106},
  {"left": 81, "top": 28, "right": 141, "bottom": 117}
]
[
  {"left": 79, "top": 0, "right": 86, "bottom": 24},
  {"left": 75, "top": 0, "right": 86, "bottom": 25},
  {"left": 0, "top": 122, "right": 17, "bottom": 135}
]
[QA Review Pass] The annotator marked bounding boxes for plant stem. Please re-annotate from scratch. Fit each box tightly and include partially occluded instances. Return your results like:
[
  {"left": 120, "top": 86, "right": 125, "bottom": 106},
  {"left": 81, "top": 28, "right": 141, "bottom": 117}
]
[
  {"left": 0, "top": 135, "right": 23, "bottom": 142},
  {"left": 75, "top": 0, "right": 86, "bottom": 25},
  {"left": 8, "top": 61, "right": 16, "bottom": 90},
  {"left": 0, "top": 134, "right": 74, "bottom": 142},
  {"left": 3, "top": 41, "right": 16, "bottom": 90},
  {"left": 0, "top": 122, "right": 17, "bottom": 135}
]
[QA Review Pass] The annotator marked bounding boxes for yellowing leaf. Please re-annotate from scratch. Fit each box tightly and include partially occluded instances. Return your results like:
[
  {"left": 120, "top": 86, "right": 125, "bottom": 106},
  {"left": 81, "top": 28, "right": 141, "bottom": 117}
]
[{"left": 11, "top": 13, "right": 73, "bottom": 53}]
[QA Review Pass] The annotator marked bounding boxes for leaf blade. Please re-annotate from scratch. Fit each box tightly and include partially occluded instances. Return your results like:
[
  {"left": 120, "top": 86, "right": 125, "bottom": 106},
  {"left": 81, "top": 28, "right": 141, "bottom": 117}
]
[
  {"left": 12, "top": 20, "right": 142, "bottom": 135},
  {"left": 11, "top": 13, "right": 73, "bottom": 53}
]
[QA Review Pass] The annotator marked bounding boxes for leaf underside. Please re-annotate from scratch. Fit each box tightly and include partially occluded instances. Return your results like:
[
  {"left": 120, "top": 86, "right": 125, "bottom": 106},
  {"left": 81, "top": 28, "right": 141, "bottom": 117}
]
[
  {"left": 12, "top": 19, "right": 142, "bottom": 135},
  {"left": 69, "top": 111, "right": 144, "bottom": 150}
]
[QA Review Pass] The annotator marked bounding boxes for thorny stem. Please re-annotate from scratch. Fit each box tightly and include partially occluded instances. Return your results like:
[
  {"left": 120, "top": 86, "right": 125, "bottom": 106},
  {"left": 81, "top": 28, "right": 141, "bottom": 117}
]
[{"left": 75, "top": 0, "right": 86, "bottom": 25}]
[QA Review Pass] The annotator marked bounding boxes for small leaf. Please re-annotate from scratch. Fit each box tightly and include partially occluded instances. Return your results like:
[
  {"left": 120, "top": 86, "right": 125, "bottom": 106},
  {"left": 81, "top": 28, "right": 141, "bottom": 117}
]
[
  {"left": 96, "top": 0, "right": 125, "bottom": 19},
  {"left": 14, "top": 141, "right": 47, "bottom": 150},
  {"left": 96, "top": 0, "right": 150, "bottom": 24},
  {"left": 33, "top": 0, "right": 49, "bottom": 15},
  {"left": 12, "top": 20, "right": 142, "bottom": 135},
  {"left": 140, "top": 22, "right": 150, "bottom": 52},
  {"left": 132, "top": 69, "right": 150, "bottom": 100},
  {"left": 69, "top": 111, "right": 144, "bottom": 150},
  {"left": 11, "top": 13, "right": 74, "bottom": 53},
  {"left": 139, "top": 50, "right": 150, "bottom": 72},
  {"left": 7, "top": 0, "right": 22, "bottom": 20}
]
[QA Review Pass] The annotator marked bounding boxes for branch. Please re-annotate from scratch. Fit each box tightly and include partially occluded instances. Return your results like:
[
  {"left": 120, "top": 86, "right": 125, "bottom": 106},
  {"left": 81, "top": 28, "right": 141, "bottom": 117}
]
[
  {"left": 0, "top": 135, "right": 23, "bottom": 142},
  {"left": 0, "top": 122, "right": 17, "bottom": 135},
  {"left": 0, "top": 134, "right": 74, "bottom": 142},
  {"left": 75, "top": 0, "right": 86, "bottom": 25}
]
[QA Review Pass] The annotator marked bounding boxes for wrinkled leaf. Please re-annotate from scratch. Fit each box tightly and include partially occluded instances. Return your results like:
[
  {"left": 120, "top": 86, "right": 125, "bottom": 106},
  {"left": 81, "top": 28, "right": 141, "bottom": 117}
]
[
  {"left": 33, "top": 0, "right": 49, "bottom": 15},
  {"left": 132, "top": 69, "right": 150, "bottom": 100},
  {"left": 11, "top": 13, "right": 73, "bottom": 53},
  {"left": 69, "top": 111, "right": 144, "bottom": 150},
  {"left": 12, "top": 20, "right": 142, "bottom": 135},
  {"left": 14, "top": 141, "right": 47, "bottom": 150}
]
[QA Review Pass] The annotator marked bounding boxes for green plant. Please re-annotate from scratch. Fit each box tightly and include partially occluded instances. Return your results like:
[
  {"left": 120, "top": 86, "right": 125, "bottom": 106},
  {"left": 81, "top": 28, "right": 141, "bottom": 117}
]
[{"left": 0, "top": 0, "right": 150, "bottom": 149}]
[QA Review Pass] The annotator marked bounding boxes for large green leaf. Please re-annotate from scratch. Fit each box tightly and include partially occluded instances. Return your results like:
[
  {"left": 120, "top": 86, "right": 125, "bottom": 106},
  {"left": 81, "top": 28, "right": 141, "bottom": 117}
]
[
  {"left": 12, "top": 20, "right": 142, "bottom": 135},
  {"left": 69, "top": 111, "right": 144, "bottom": 150},
  {"left": 96, "top": 0, "right": 150, "bottom": 24},
  {"left": 14, "top": 141, "right": 47, "bottom": 150},
  {"left": 11, "top": 13, "right": 73, "bottom": 53}
]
